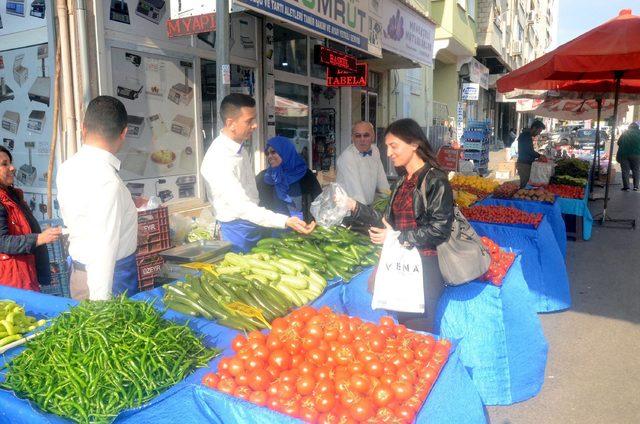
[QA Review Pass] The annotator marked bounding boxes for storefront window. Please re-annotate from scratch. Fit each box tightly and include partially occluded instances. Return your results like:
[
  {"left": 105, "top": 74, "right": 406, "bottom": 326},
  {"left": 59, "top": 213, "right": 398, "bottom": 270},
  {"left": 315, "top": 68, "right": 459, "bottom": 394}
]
[
  {"left": 310, "top": 38, "right": 326, "bottom": 79},
  {"left": 274, "top": 26, "right": 307, "bottom": 76},
  {"left": 274, "top": 81, "right": 310, "bottom": 163}
]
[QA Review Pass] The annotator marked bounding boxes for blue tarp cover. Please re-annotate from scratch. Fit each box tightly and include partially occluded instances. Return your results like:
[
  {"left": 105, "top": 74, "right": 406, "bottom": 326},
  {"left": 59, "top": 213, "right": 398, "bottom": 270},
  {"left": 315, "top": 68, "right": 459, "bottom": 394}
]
[
  {"left": 470, "top": 217, "right": 571, "bottom": 312},
  {"left": 478, "top": 197, "right": 567, "bottom": 257},
  {"left": 434, "top": 256, "right": 548, "bottom": 405},
  {"left": 0, "top": 276, "right": 486, "bottom": 424},
  {"left": 556, "top": 191, "right": 593, "bottom": 240}
]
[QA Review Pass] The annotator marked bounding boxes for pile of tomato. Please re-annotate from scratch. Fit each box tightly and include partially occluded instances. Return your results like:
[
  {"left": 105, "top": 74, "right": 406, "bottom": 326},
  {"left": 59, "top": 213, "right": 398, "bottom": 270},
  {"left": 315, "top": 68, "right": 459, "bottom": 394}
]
[
  {"left": 461, "top": 205, "right": 542, "bottom": 228},
  {"left": 546, "top": 184, "right": 584, "bottom": 199},
  {"left": 201, "top": 306, "right": 451, "bottom": 423},
  {"left": 480, "top": 237, "right": 516, "bottom": 286}
]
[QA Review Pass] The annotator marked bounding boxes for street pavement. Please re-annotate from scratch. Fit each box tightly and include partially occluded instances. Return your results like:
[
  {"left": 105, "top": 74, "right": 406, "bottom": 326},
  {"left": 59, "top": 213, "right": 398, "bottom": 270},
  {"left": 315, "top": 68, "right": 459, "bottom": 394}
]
[{"left": 486, "top": 176, "right": 640, "bottom": 423}]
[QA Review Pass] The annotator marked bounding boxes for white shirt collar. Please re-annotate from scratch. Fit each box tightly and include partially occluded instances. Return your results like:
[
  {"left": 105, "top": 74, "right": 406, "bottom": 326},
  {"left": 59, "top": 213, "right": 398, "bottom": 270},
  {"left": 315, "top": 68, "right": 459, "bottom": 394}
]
[
  {"left": 218, "top": 131, "right": 244, "bottom": 155},
  {"left": 81, "top": 144, "right": 122, "bottom": 171}
]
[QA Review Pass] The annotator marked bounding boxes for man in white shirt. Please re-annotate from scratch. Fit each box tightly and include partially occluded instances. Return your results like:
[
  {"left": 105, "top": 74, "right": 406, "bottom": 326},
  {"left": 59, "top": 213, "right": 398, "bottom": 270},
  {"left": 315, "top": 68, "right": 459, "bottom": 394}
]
[
  {"left": 336, "top": 121, "right": 390, "bottom": 205},
  {"left": 201, "top": 93, "right": 314, "bottom": 252},
  {"left": 57, "top": 96, "right": 138, "bottom": 300}
]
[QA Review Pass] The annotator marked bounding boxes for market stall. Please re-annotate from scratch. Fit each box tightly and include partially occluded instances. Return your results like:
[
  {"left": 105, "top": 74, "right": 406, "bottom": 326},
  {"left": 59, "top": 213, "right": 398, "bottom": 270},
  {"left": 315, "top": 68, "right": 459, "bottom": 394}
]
[
  {"left": 477, "top": 196, "right": 567, "bottom": 257},
  {"left": 555, "top": 185, "right": 593, "bottom": 241},
  {"left": 341, "top": 255, "right": 548, "bottom": 406},
  {"left": 0, "top": 278, "right": 487, "bottom": 424},
  {"left": 468, "top": 216, "right": 571, "bottom": 313}
]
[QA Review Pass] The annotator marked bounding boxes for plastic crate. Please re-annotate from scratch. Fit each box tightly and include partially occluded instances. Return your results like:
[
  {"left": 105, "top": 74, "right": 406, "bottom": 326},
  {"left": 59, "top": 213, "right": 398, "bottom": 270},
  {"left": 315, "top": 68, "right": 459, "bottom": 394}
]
[
  {"left": 464, "top": 150, "right": 490, "bottom": 161},
  {"left": 137, "top": 207, "right": 171, "bottom": 255},
  {"left": 462, "top": 141, "right": 488, "bottom": 151},
  {"left": 136, "top": 253, "right": 164, "bottom": 292},
  {"left": 38, "top": 219, "right": 71, "bottom": 297}
]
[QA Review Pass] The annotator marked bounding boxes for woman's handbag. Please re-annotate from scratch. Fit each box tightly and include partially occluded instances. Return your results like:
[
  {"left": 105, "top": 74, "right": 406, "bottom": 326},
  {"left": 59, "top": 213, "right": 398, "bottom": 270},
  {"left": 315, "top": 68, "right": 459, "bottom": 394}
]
[{"left": 436, "top": 206, "right": 491, "bottom": 285}]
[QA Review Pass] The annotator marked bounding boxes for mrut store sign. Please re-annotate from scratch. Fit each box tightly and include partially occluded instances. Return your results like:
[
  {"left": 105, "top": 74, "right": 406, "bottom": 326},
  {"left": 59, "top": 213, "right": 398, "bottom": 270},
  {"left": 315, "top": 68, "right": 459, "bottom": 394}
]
[{"left": 236, "top": 0, "right": 381, "bottom": 56}]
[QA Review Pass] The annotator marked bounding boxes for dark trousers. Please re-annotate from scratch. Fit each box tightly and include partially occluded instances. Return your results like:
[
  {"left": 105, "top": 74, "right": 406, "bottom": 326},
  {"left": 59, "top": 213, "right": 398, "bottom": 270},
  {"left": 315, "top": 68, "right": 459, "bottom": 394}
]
[
  {"left": 620, "top": 155, "right": 640, "bottom": 189},
  {"left": 516, "top": 162, "right": 532, "bottom": 188},
  {"left": 396, "top": 255, "right": 445, "bottom": 333}
]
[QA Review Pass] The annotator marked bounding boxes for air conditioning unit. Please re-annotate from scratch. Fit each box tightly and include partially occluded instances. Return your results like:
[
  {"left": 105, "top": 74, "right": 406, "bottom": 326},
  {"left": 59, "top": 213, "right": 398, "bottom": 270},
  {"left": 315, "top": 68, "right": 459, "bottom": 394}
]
[{"left": 511, "top": 40, "right": 522, "bottom": 55}]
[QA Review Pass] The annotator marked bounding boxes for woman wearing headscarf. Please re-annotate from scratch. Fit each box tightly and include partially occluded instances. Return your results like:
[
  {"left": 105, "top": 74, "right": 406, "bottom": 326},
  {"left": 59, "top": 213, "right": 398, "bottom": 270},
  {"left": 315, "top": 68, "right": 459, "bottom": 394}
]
[{"left": 256, "top": 136, "right": 322, "bottom": 223}]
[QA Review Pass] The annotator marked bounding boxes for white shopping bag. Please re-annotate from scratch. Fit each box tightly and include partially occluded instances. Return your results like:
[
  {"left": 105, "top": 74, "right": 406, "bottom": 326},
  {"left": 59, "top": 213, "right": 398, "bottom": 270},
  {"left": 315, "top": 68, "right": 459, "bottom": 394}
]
[
  {"left": 529, "top": 161, "right": 555, "bottom": 186},
  {"left": 371, "top": 231, "right": 425, "bottom": 313}
]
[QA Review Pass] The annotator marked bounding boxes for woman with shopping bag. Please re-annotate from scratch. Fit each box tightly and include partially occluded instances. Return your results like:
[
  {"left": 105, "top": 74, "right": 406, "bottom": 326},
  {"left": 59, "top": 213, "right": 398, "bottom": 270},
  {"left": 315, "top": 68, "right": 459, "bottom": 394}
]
[{"left": 347, "top": 119, "right": 486, "bottom": 331}]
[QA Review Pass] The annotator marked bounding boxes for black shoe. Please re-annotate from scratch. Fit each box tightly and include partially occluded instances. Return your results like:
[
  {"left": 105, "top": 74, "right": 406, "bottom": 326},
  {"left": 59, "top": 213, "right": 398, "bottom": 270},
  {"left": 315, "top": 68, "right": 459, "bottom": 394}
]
[
  {"left": 622, "top": 187, "right": 630, "bottom": 191},
  {"left": 634, "top": 188, "right": 639, "bottom": 191}
]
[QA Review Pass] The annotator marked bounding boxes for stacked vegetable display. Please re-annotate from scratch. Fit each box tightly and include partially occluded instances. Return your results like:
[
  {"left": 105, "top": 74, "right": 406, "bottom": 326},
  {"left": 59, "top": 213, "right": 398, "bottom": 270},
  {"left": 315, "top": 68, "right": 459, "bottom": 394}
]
[
  {"left": 163, "top": 252, "right": 327, "bottom": 330},
  {"left": 512, "top": 188, "right": 556, "bottom": 203},
  {"left": 251, "top": 226, "right": 380, "bottom": 282},
  {"left": 0, "top": 300, "right": 46, "bottom": 347},
  {"left": 493, "top": 182, "right": 520, "bottom": 199},
  {"left": 546, "top": 184, "right": 585, "bottom": 199},
  {"left": 554, "top": 158, "right": 589, "bottom": 179},
  {"left": 453, "top": 189, "right": 478, "bottom": 208},
  {"left": 450, "top": 174, "right": 500, "bottom": 198},
  {"left": 480, "top": 237, "right": 516, "bottom": 286},
  {"left": 1, "top": 296, "right": 219, "bottom": 423},
  {"left": 550, "top": 174, "right": 588, "bottom": 187},
  {"left": 461, "top": 205, "right": 543, "bottom": 228},
  {"left": 201, "top": 307, "right": 452, "bottom": 423}
]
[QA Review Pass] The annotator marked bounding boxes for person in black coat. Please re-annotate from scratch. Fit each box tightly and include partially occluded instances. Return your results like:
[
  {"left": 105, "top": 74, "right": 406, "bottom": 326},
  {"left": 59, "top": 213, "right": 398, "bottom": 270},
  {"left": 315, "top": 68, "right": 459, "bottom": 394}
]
[{"left": 256, "top": 136, "right": 321, "bottom": 223}]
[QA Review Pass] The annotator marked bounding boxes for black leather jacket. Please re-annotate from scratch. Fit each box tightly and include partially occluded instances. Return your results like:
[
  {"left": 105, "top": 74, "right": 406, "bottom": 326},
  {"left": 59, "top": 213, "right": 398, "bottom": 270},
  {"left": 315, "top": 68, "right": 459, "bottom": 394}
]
[{"left": 351, "top": 165, "right": 454, "bottom": 250}]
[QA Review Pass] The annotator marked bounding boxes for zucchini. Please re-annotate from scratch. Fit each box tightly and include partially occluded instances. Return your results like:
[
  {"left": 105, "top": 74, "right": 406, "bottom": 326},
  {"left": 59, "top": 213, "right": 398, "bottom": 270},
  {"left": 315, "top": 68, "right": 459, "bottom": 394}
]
[
  {"left": 219, "top": 274, "right": 251, "bottom": 287},
  {"left": 275, "top": 283, "right": 304, "bottom": 307},
  {"left": 251, "top": 268, "right": 281, "bottom": 282},
  {"left": 279, "top": 275, "right": 309, "bottom": 290},
  {"left": 270, "top": 261, "right": 296, "bottom": 276},
  {"left": 256, "top": 237, "right": 281, "bottom": 247},
  {"left": 277, "top": 258, "right": 307, "bottom": 273}
]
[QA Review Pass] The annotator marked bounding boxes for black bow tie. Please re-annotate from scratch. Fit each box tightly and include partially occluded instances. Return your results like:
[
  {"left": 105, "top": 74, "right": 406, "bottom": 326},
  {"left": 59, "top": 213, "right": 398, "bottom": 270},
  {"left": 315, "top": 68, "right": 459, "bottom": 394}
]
[{"left": 360, "top": 150, "right": 372, "bottom": 157}]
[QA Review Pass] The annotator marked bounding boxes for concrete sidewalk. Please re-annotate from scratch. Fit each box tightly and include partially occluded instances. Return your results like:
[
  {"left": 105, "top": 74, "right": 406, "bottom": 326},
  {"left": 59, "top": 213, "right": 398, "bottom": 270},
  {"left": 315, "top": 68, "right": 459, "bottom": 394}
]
[{"left": 487, "top": 180, "right": 640, "bottom": 423}]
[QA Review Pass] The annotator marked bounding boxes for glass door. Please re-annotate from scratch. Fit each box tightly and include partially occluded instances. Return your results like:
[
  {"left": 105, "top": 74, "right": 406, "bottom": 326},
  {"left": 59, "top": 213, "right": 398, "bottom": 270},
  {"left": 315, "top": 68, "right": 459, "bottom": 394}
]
[{"left": 274, "top": 80, "right": 310, "bottom": 163}]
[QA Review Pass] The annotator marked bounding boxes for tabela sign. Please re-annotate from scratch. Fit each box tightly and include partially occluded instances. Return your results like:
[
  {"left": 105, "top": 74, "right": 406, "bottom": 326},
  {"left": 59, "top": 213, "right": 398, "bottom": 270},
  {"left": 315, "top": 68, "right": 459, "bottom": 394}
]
[
  {"left": 437, "top": 146, "right": 462, "bottom": 171},
  {"left": 313, "top": 45, "right": 357, "bottom": 72},
  {"left": 326, "top": 62, "right": 368, "bottom": 87}
]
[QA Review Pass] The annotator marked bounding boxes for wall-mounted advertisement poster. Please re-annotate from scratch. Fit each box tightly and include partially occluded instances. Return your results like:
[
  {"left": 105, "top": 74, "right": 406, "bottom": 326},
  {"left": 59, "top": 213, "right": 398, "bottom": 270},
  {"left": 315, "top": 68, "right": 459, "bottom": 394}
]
[{"left": 111, "top": 47, "right": 198, "bottom": 202}]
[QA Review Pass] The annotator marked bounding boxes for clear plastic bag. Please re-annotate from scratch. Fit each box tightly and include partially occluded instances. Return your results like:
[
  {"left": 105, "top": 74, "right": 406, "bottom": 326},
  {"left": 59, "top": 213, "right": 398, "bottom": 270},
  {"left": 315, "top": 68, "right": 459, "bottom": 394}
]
[
  {"left": 529, "top": 161, "right": 555, "bottom": 186},
  {"left": 310, "top": 183, "right": 351, "bottom": 227}
]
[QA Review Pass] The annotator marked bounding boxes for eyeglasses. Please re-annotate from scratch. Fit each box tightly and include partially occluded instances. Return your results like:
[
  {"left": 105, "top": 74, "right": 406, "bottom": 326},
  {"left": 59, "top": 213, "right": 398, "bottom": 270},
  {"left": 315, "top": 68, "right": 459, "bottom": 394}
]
[{"left": 353, "top": 133, "right": 372, "bottom": 139}]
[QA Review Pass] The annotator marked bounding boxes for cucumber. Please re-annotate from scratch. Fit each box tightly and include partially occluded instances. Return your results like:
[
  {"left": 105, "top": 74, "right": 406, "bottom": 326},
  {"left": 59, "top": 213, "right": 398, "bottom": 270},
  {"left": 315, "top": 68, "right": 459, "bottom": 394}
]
[
  {"left": 256, "top": 237, "right": 281, "bottom": 247},
  {"left": 219, "top": 274, "right": 251, "bottom": 287},
  {"left": 247, "top": 289, "right": 281, "bottom": 319},
  {"left": 245, "top": 274, "right": 270, "bottom": 285},
  {"left": 251, "top": 268, "right": 281, "bottom": 282},
  {"left": 164, "top": 299, "right": 199, "bottom": 317},
  {"left": 270, "top": 261, "right": 296, "bottom": 276},
  {"left": 216, "top": 266, "right": 246, "bottom": 275},
  {"left": 278, "top": 250, "right": 315, "bottom": 265},
  {"left": 307, "top": 269, "right": 327, "bottom": 288},
  {"left": 259, "top": 284, "right": 292, "bottom": 311},
  {"left": 243, "top": 257, "right": 279, "bottom": 273},
  {"left": 279, "top": 274, "right": 309, "bottom": 290}
]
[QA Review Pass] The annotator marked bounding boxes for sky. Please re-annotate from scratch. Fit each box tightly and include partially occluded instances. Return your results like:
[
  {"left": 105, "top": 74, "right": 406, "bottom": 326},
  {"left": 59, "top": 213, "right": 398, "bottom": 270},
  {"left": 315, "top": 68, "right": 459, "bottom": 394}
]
[{"left": 555, "top": 0, "right": 636, "bottom": 47}]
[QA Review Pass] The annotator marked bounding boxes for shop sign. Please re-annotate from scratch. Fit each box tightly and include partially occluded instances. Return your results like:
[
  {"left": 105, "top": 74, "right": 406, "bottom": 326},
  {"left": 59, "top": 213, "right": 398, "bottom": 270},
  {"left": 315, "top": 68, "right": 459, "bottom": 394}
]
[
  {"left": 381, "top": 0, "right": 435, "bottom": 67},
  {"left": 170, "top": 0, "right": 216, "bottom": 19},
  {"left": 469, "top": 58, "right": 489, "bottom": 90},
  {"left": 456, "top": 102, "right": 464, "bottom": 140},
  {"left": 166, "top": 13, "right": 216, "bottom": 38},
  {"left": 235, "top": 0, "right": 382, "bottom": 57},
  {"left": 462, "top": 83, "right": 480, "bottom": 101},
  {"left": 313, "top": 45, "right": 357, "bottom": 72},
  {"left": 437, "top": 147, "right": 461, "bottom": 171},
  {"left": 326, "top": 62, "right": 368, "bottom": 87}
]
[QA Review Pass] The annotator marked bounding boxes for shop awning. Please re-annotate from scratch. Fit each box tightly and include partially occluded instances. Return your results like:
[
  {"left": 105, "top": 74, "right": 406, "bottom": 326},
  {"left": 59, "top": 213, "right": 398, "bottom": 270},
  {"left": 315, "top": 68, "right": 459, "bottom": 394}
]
[{"left": 275, "top": 95, "right": 308, "bottom": 118}]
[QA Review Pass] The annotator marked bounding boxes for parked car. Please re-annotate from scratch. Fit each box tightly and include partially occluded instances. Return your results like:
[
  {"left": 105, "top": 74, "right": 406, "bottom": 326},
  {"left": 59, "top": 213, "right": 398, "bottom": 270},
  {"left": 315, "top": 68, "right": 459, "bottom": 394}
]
[
  {"left": 550, "top": 125, "right": 582, "bottom": 146},
  {"left": 573, "top": 129, "right": 607, "bottom": 150}
]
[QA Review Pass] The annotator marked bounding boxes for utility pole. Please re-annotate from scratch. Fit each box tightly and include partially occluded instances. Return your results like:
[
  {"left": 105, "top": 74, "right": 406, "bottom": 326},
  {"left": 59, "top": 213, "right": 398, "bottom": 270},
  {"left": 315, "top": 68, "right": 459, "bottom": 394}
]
[{"left": 216, "top": 0, "right": 230, "bottom": 134}]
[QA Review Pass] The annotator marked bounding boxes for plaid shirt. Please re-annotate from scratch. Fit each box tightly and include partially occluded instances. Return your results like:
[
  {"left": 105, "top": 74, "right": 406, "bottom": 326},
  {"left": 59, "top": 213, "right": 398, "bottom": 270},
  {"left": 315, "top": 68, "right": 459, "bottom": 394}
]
[{"left": 392, "top": 174, "right": 437, "bottom": 256}]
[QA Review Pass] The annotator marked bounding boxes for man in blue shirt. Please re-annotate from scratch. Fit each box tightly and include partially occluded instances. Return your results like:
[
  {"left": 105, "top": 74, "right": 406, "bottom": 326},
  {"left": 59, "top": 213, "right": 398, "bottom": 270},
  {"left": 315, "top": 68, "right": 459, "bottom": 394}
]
[{"left": 516, "top": 121, "right": 546, "bottom": 188}]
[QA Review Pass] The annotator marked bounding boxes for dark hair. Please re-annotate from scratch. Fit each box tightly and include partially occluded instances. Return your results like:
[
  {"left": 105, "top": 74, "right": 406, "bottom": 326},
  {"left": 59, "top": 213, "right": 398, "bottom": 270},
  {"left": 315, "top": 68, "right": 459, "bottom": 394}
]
[
  {"left": 531, "top": 120, "right": 546, "bottom": 130},
  {"left": 0, "top": 146, "right": 12, "bottom": 163},
  {"left": 220, "top": 93, "right": 256, "bottom": 123},
  {"left": 83, "top": 96, "right": 128, "bottom": 140},
  {"left": 384, "top": 118, "right": 440, "bottom": 170}
]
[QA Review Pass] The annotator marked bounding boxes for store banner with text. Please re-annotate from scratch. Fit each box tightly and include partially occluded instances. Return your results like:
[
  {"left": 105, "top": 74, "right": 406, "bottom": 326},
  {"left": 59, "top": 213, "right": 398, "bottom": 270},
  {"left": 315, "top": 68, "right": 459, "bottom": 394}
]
[
  {"left": 469, "top": 58, "right": 489, "bottom": 90},
  {"left": 381, "top": 0, "right": 435, "bottom": 67},
  {"left": 235, "top": 0, "right": 382, "bottom": 57}
]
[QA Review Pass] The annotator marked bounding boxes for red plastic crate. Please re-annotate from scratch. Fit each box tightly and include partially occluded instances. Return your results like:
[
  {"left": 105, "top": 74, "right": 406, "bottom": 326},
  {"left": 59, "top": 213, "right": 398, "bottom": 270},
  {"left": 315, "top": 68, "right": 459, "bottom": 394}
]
[
  {"left": 137, "top": 207, "right": 171, "bottom": 255},
  {"left": 136, "top": 253, "right": 164, "bottom": 291}
]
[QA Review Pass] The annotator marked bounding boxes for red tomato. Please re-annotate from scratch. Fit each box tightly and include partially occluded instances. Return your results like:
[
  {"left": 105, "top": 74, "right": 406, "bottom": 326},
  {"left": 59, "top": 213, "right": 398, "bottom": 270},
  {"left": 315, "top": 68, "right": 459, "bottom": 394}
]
[
  {"left": 349, "top": 374, "right": 371, "bottom": 394},
  {"left": 248, "top": 369, "right": 271, "bottom": 391},
  {"left": 231, "top": 334, "right": 247, "bottom": 352},
  {"left": 296, "top": 375, "right": 316, "bottom": 396},
  {"left": 368, "top": 334, "right": 386, "bottom": 353},
  {"left": 253, "top": 344, "right": 270, "bottom": 360},
  {"left": 217, "top": 378, "right": 236, "bottom": 394},
  {"left": 248, "top": 390, "right": 267, "bottom": 406},
  {"left": 315, "top": 392, "right": 336, "bottom": 413},
  {"left": 266, "top": 333, "right": 283, "bottom": 350},
  {"left": 235, "top": 372, "right": 249, "bottom": 386},
  {"left": 227, "top": 358, "right": 245, "bottom": 377},
  {"left": 372, "top": 384, "right": 395, "bottom": 407},
  {"left": 365, "top": 360, "right": 384, "bottom": 378},
  {"left": 307, "top": 348, "right": 328, "bottom": 366},
  {"left": 233, "top": 385, "right": 251, "bottom": 400},
  {"left": 314, "top": 366, "right": 332, "bottom": 381},
  {"left": 268, "top": 349, "right": 292, "bottom": 370},
  {"left": 300, "top": 407, "right": 319, "bottom": 422},
  {"left": 244, "top": 357, "right": 265, "bottom": 371},
  {"left": 201, "top": 372, "right": 219, "bottom": 388},
  {"left": 314, "top": 379, "right": 335, "bottom": 395},
  {"left": 277, "top": 382, "right": 296, "bottom": 400},
  {"left": 395, "top": 405, "right": 416, "bottom": 422},
  {"left": 391, "top": 382, "right": 413, "bottom": 401},
  {"left": 349, "top": 398, "right": 375, "bottom": 421}
]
